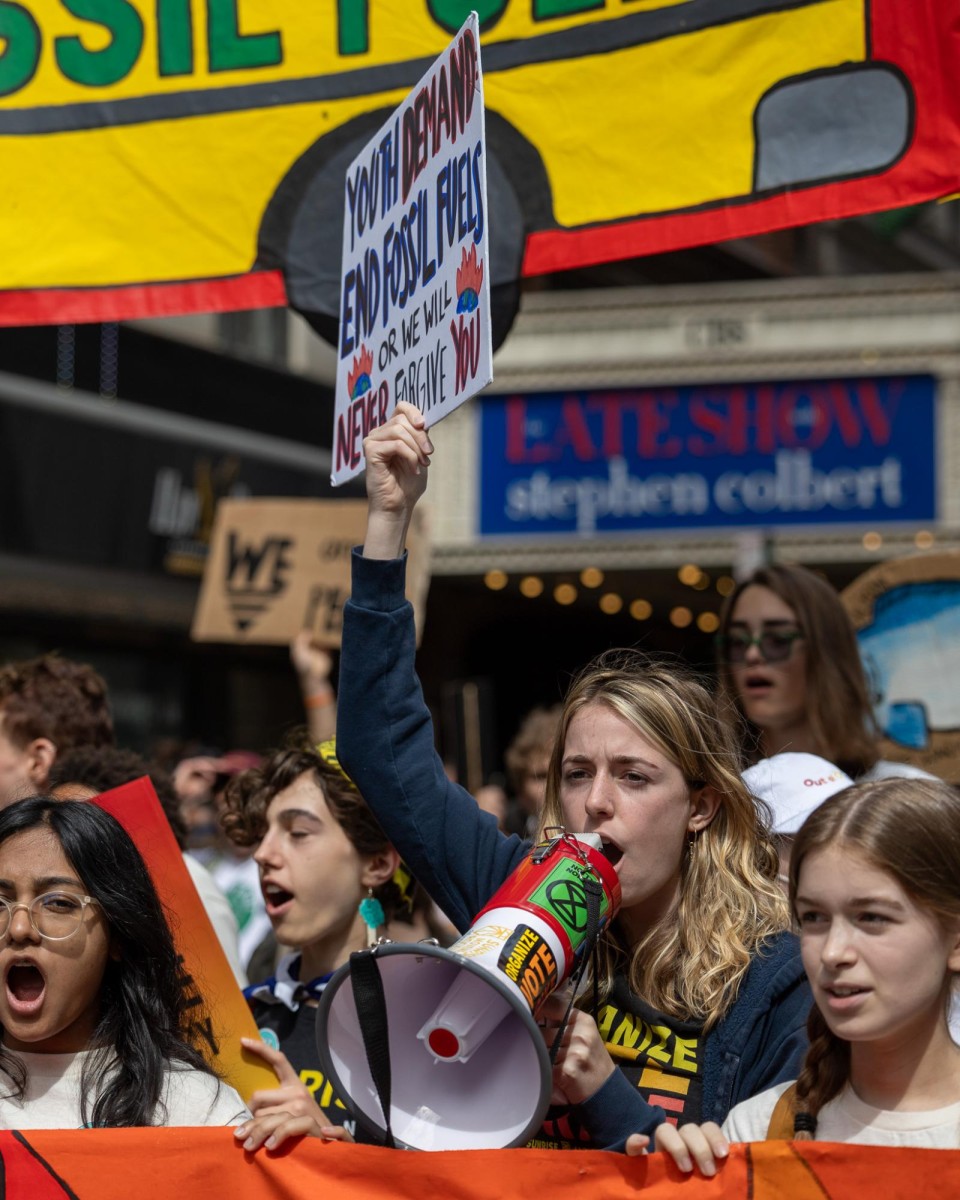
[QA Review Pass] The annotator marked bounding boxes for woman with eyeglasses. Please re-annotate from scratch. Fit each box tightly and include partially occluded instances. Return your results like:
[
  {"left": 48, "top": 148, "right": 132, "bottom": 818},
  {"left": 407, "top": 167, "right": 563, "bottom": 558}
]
[
  {"left": 0, "top": 797, "right": 248, "bottom": 1128},
  {"left": 716, "top": 564, "right": 934, "bottom": 783}
]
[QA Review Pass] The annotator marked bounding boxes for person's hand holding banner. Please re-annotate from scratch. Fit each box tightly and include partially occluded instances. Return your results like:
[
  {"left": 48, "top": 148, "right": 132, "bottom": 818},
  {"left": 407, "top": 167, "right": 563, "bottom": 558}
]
[{"left": 234, "top": 1037, "right": 350, "bottom": 1152}]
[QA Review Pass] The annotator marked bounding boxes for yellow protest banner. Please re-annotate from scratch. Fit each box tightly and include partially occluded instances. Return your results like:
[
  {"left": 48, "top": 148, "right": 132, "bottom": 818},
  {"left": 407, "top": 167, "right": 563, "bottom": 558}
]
[{"left": 0, "top": 3, "right": 957, "bottom": 329}]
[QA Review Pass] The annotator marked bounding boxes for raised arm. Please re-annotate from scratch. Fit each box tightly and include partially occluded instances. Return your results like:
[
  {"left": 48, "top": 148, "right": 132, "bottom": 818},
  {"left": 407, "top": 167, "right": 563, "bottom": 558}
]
[
  {"left": 336, "top": 405, "right": 528, "bottom": 931},
  {"left": 290, "top": 633, "right": 337, "bottom": 743}
]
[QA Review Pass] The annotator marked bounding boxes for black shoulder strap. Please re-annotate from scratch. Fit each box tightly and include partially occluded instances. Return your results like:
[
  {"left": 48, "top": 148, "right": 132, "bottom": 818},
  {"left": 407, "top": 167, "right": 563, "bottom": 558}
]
[{"left": 348, "top": 949, "right": 396, "bottom": 1149}]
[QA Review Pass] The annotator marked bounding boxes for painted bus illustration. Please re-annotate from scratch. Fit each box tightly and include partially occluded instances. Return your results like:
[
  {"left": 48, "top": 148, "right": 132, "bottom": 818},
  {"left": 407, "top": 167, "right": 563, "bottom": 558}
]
[{"left": 0, "top": 1, "right": 912, "bottom": 328}]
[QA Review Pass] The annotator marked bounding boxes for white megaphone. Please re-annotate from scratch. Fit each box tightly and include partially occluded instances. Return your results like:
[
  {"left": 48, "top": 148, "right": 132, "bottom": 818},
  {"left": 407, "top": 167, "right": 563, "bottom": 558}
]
[{"left": 315, "top": 830, "right": 621, "bottom": 1150}]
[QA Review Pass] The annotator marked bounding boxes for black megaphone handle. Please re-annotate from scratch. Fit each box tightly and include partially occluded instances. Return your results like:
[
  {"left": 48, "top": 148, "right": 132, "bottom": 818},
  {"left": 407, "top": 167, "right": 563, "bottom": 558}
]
[{"left": 548, "top": 876, "right": 603, "bottom": 1067}]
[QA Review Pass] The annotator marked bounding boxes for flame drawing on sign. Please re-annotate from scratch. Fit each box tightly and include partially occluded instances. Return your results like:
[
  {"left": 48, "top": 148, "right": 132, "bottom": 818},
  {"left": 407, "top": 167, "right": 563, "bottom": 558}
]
[
  {"left": 347, "top": 346, "right": 373, "bottom": 399},
  {"left": 455, "top": 245, "right": 483, "bottom": 314}
]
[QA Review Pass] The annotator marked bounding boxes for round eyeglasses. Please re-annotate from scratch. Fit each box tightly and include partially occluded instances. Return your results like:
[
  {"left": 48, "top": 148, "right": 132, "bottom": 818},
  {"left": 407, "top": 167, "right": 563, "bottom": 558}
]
[
  {"left": 0, "top": 892, "right": 99, "bottom": 941},
  {"left": 717, "top": 628, "right": 804, "bottom": 665}
]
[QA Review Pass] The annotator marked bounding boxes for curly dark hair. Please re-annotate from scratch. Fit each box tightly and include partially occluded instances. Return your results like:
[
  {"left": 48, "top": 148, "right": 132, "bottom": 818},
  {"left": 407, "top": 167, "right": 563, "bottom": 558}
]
[
  {"left": 220, "top": 733, "right": 401, "bottom": 920},
  {"left": 0, "top": 654, "right": 113, "bottom": 754},
  {"left": 46, "top": 745, "right": 187, "bottom": 849}
]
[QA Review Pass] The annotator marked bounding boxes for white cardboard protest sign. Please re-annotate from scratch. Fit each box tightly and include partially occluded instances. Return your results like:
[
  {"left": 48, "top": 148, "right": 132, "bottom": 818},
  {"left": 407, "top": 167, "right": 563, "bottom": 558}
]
[
  {"left": 331, "top": 12, "right": 492, "bottom": 486},
  {"left": 191, "top": 498, "right": 431, "bottom": 646}
]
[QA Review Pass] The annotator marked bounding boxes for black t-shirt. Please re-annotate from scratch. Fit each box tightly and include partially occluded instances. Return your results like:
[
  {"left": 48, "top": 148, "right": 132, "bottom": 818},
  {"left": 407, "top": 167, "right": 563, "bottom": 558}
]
[
  {"left": 250, "top": 997, "right": 355, "bottom": 1133},
  {"left": 528, "top": 975, "right": 704, "bottom": 1149}
]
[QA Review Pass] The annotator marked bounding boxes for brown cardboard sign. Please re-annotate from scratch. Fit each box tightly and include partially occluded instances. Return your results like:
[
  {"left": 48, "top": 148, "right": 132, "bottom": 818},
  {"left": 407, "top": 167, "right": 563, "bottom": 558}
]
[
  {"left": 842, "top": 553, "right": 960, "bottom": 782},
  {"left": 191, "top": 499, "right": 430, "bottom": 646}
]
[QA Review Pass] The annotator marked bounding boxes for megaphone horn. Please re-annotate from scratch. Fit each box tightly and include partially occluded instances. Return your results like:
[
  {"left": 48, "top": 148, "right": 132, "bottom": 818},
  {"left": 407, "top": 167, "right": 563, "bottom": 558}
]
[{"left": 315, "top": 831, "right": 621, "bottom": 1150}]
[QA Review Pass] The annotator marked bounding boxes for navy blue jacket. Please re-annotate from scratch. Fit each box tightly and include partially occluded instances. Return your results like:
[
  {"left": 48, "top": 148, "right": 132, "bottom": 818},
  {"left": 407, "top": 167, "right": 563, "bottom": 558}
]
[{"left": 338, "top": 550, "right": 811, "bottom": 1150}]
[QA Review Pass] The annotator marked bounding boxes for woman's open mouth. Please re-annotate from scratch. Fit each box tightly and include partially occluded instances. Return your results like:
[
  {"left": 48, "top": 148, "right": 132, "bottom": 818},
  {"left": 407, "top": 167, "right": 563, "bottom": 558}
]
[
  {"left": 822, "top": 984, "right": 870, "bottom": 1012},
  {"left": 5, "top": 962, "right": 46, "bottom": 1016},
  {"left": 600, "top": 840, "right": 624, "bottom": 868},
  {"left": 743, "top": 672, "right": 774, "bottom": 695}
]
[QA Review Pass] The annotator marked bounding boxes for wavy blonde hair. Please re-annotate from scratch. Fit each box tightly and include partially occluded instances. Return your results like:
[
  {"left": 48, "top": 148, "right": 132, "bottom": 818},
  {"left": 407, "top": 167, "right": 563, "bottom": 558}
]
[{"left": 539, "top": 650, "right": 788, "bottom": 1030}]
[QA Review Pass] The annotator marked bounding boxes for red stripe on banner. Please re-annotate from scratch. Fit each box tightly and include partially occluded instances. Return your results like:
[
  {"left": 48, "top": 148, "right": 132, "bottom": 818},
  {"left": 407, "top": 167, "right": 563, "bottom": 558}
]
[
  {"left": 0, "top": 271, "right": 288, "bottom": 327},
  {"left": 522, "top": 180, "right": 958, "bottom": 278}
]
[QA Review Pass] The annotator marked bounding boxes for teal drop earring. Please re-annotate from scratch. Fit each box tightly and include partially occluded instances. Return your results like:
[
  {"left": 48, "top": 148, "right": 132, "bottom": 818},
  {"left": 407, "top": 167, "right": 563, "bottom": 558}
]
[{"left": 359, "top": 888, "right": 385, "bottom": 947}]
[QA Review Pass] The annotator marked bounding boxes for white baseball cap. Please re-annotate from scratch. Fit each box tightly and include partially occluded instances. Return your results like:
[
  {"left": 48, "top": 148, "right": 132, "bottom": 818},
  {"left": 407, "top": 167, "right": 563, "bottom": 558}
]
[{"left": 743, "top": 753, "right": 854, "bottom": 835}]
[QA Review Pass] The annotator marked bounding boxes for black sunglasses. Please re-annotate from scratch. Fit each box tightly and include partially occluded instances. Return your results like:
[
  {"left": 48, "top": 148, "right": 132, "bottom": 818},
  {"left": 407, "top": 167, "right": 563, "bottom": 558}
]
[{"left": 716, "top": 628, "right": 804, "bottom": 665}]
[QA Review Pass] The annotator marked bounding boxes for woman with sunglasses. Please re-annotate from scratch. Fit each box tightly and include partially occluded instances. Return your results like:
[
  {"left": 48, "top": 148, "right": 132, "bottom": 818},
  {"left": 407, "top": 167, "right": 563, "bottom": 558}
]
[
  {"left": 0, "top": 797, "right": 248, "bottom": 1127},
  {"left": 716, "top": 564, "right": 934, "bottom": 782}
]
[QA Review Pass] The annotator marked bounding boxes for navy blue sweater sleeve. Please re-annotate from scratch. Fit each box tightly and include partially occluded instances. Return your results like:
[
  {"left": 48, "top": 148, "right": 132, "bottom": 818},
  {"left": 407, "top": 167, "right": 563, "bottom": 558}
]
[
  {"left": 577, "top": 1069, "right": 666, "bottom": 1151},
  {"left": 337, "top": 550, "right": 529, "bottom": 933}
]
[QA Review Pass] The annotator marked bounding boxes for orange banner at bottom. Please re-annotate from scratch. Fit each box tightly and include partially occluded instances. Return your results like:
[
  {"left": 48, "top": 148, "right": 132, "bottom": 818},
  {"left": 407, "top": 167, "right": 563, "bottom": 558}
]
[{"left": 3, "top": 1131, "right": 960, "bottom": 1199}]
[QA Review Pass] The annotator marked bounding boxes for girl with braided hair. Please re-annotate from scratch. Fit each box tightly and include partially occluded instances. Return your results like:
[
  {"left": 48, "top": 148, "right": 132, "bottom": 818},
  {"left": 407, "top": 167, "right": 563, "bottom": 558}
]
[{"left": 631, "top": 777, "right": 960, "bottom": 1174}]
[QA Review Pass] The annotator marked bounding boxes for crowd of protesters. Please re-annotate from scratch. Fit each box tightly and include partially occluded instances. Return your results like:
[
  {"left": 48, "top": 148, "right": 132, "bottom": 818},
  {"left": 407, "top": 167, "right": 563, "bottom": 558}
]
[{"left": 0, "top": 403, "right": 955, "bottom": 1175}]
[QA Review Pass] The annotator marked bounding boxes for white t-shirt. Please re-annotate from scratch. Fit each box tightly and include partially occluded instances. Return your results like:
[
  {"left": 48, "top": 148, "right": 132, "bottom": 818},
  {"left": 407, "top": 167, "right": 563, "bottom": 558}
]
[
  {"left": 0, "top": 1049, "right": 250, "bottom": 1129},
  {"left": 183, "top": 852, "right": 247, "bottom": 987},
  {"left": 723, "top": 1080, "right": 960, "bottom": 1149}
]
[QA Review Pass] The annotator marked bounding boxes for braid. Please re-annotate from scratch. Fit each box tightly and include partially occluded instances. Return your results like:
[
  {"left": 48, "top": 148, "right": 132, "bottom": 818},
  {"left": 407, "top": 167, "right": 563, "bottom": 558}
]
[{"left": 793, "top": 1005, "right": 850, "bottom": 1139}]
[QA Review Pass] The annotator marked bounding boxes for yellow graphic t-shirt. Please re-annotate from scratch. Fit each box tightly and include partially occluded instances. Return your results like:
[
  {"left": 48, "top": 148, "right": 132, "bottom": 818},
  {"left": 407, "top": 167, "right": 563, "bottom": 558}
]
[{"left": 529, "top": 978, "right": 703, "bottom": 1149}]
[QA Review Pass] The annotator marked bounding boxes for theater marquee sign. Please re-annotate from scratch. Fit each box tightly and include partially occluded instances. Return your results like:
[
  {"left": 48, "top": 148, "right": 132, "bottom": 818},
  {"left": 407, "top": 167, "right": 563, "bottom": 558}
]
[{"left": 479, "top": 375, "right": 936, "bottom": 538}]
